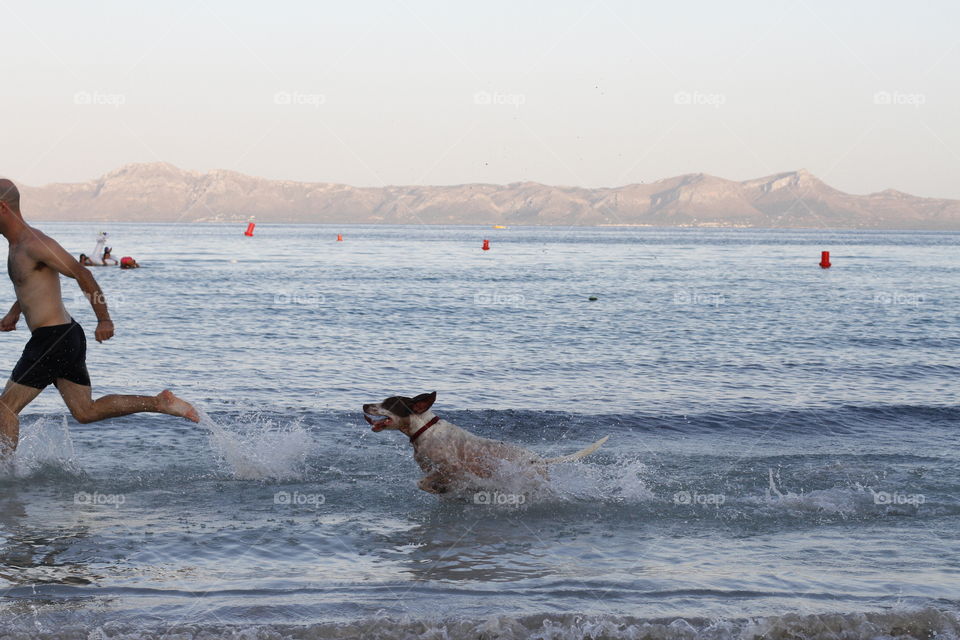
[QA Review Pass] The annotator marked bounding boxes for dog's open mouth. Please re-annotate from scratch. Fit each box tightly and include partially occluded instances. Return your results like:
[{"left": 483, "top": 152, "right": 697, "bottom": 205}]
[{"left": 364, "top": 414, "right": 391, "bottom": 432}]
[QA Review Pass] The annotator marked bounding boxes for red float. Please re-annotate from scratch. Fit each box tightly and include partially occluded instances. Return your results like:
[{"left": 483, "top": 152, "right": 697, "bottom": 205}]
[{"left": 819, "top": 251, "right": 831, "bottom": 269}]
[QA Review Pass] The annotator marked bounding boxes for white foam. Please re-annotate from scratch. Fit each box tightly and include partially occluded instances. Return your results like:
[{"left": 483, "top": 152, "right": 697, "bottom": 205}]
[
  {"left": 3, "top": 609, "right": 958, "bottom": 640},
  {"left": 438, "top": 453, "right": 653, "bottom": 506},
  {"left": 200, "top": 410, "right": 314, "bottom": 481},
  {"left": 753, "top": 467, "right": 875, "bottom": 515},
  {"left": 2, "top": 415, "right": 80, "bottom": 478}
]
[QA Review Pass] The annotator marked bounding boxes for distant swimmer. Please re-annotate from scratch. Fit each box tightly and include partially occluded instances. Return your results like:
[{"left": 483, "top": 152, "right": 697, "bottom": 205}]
[
  {"left": 0, "top": 179, "right": 199, "bottom": 458},
  {"left": 78, "top": 253, "right": 94, "bottom": 266},
  {"left": 119, "top": 256, "right": 140, "bottom": 269},
  {"left": 102, "top": 247, "right": 118, "bottom": 266}
]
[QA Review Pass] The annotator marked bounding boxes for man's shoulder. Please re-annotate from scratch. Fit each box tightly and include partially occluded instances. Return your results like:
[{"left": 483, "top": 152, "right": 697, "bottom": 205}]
[
  {"left": 23, "top": 228, "right": 63, "bottom": 253},
  {"left": 16, "top": 230, "right": 70, "bottom": 270},
  {"left": 29, "top": 226, "right": 53, "bottom": 240}
]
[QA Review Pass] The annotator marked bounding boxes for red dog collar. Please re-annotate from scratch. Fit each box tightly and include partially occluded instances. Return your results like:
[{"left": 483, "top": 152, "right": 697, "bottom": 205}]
[{"left": 409, "top": 416, "right": 440, "bottom": 443}]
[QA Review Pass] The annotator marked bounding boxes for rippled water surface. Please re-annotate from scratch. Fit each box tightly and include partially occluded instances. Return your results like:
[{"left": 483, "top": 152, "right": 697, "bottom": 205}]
[{"left": 1, "top": 224, "right": 958, "bottom": 639}]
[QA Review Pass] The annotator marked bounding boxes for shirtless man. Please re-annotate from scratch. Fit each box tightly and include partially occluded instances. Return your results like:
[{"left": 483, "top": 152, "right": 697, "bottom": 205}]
[{"left": 0, "top": 179, "right": 199, "bottom": 456}]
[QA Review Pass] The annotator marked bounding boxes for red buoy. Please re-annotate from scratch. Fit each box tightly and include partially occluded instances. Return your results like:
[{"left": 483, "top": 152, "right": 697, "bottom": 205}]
[
  {"left": 337, "top": 234, "right": 343, "bottom": 242},
  {"left": 819, "top": 251, "right": 831, "bottom": 269},
  {"left": 244, "top": 222, "right": 256, "bottom": 237},
  {"left": 482, "top": 239, "right": 490, "bottom": 251}
]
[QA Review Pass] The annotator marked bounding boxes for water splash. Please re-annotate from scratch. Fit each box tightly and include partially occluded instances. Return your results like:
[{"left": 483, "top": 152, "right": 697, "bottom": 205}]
[
  {"left": 753, "top": 466, "right": 874, "bottom": 516},
  {"left": 548, "top": 454, "right": 654, "bottom": 503},
  {"left": 1, "top": 415, "right": 81, "bottom": 479},
  {"left": 436, "top": 452, "right": 653, "bottom": 506},
  {"left": 200, "top": 410, "right": 314, "bottom": 481}
]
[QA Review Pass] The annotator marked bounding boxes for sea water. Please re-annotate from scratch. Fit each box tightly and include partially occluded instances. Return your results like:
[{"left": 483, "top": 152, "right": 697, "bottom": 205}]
[{"left": 0, "top": 224, "right": 958, "bottom": 639}]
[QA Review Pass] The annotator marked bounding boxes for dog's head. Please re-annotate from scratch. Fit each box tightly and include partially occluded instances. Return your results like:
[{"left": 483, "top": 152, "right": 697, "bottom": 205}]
[{"left": 363, "top": 392, "right": 437, "bottom": 433}]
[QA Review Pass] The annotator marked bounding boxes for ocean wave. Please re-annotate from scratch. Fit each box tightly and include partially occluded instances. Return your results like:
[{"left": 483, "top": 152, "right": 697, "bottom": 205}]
[
  {"left": 4, "top": 404, "right": 956, "bottom": 533},
  {"left": 401, "top": 404, "right": 960, "bottom": 439},
  {"left": 3, "top": 608, "right": 958, "bottom": 640},
  {"left": 7, "top": 401, "right": 959, "bottom": 448},
  {"left": 5, "top": 406, "right": 955, "bottom": 518}
]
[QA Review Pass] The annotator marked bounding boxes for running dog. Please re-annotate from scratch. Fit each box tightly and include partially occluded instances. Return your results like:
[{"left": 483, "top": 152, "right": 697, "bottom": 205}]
[{"left": 363, "top": 391, "right": 608, "bottom": 494}]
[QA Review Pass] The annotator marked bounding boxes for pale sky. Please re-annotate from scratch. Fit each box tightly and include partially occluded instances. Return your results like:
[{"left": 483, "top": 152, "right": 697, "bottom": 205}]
[{"left": 2, "top": 1, "right": 958, "bottom": 197}]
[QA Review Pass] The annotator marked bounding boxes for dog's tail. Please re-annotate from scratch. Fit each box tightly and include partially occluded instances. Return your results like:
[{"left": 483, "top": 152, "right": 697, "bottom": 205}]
[{"left": 542, "top": 436, "right": 609, "bottom": 464}]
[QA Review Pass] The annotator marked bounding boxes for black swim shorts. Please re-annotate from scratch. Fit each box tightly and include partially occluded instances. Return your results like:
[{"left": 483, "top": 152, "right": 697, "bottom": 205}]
[{"left": 10, "top": 319, "right": 91, "bottom": 389}]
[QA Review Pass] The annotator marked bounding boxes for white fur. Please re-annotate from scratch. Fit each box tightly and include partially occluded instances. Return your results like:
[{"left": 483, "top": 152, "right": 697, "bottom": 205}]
[{"left": 364, "top": 398, "right": 609, "bottom": 494}]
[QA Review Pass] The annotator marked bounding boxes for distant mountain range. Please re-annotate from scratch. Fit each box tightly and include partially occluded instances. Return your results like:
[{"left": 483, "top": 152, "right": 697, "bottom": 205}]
[{"left": 14, "top": 162, "right": 960, "bottom": 229}]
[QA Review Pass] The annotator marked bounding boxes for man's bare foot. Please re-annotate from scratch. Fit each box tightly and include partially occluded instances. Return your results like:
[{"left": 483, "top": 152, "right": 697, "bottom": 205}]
[{"left": 157, "top": 390, "right": 200, "bottom": 423}]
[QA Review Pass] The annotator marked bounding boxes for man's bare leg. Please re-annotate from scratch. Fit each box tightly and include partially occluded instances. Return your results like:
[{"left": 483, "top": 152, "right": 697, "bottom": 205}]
[
  {"left": 0, "top": 380, "right": 44, "bottom": 454},
  {"left": 56, "top": 379, "right": 199, "bottom": 424}
]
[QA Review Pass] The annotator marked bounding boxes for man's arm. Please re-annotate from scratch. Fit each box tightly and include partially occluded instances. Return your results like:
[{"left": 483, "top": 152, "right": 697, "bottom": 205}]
[
  {"left": 0, "top": 300, "right": 20, "bottom": 331},
  {"left": 28, "top": 235, "right": 114, "bottom": 342}
]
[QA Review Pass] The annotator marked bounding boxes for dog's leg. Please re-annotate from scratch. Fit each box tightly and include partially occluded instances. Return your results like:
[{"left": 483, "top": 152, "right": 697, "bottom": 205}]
[{"left": 418, "top": 472, "right": 449, "bottom": 494}]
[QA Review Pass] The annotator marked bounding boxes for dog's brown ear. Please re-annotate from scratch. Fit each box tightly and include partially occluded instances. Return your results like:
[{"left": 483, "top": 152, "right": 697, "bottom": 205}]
[{"left": 411, "top": 391, "right": 437, "bottom": 414}]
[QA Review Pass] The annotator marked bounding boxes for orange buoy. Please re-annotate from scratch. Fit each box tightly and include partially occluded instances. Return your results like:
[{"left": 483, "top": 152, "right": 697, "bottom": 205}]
[
  {"left": 337, "top": 234, "right": 343, "bottom": 242},
  {"left": 819, "top": 251, "right": 831, "bottom": 269},
  {"left": 244, "top": 222, "right": 255, "bottom": 237},
  {"left": 482, "top": 239, "right": 490, "bottom": 251}
]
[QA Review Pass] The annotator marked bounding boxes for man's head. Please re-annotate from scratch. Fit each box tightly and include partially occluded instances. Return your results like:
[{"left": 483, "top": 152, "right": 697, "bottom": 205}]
[
  {"left": 362, "top": 391, "right": 437, "bottom": 433},
  {"left": 0, "top": 179, "right": 21, "bottom": 216},
  {"left": 0, "top": 179, "right": 23, "bottom": 235}
]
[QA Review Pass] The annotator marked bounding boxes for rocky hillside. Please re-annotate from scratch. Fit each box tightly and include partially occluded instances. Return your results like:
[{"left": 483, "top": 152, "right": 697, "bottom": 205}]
[{"left": 14, "top": 163, "right": 960, "bottom": 229}]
